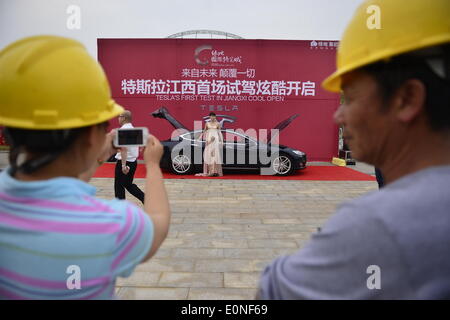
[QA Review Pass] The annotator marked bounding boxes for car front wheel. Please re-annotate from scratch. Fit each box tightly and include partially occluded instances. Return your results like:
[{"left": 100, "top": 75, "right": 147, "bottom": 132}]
[
  {"left": 170, "top": 154, "right": 193, "bottom": 174},
  {"left": 271, "top": 154, "right": 294, "bottom": 176}
]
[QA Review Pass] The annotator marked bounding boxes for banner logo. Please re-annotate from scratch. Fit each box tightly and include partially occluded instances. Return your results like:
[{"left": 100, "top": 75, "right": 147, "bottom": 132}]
[
  {"left": 195, "top": 45, "right": 212, "bottom": 66},
  {"left": 310, "top": 40, "right": 339, "bottom": 50}
]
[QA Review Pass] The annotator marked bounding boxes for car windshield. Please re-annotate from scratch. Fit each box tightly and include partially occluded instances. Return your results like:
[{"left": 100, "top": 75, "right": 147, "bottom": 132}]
[
  {"left": 178, "top": 131, "right": 202, "bottom": 141},
  {"left": 222, "top": 131, "right": 245, "bottom": 143},
  {"left": 180, "top": 130, "right": 257, "bottom": 144},
  {"left": 192, "top": 131, "right": 203, "bottom": 140}
]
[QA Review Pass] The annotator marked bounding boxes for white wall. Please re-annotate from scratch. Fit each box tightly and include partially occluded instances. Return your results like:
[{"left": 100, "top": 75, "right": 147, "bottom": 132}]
[{"left": 0, "top": 0, "right": 365, "bottom": 58}]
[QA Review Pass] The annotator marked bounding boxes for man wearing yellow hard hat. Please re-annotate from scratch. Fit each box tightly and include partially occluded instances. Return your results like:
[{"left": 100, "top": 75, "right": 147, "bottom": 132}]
[
  {"left": 258, "top": 0, "right": 450, "bottom": 299},
  {"left": 0, "top": 36, "right": 170, "bottom": 299}
]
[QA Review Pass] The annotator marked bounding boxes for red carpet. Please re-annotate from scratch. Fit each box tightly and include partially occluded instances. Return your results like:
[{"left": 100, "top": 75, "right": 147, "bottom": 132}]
[{"left": 93, "top": 163, "right": 375, "bottom": 181}]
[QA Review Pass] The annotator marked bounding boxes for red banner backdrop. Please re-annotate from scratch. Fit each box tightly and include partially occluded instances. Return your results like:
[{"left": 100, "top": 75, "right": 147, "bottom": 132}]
[{"left": 98, "top": 39, "right": 340, "bottom": 161}]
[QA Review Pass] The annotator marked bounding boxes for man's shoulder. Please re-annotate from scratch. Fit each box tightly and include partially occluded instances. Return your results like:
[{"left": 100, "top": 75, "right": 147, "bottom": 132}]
[
  {"left": 351, "top": 165, "right": 450, "bottom": 208},
  {"left": 330, "top": 166, "right": 450, "bottom": 234}
]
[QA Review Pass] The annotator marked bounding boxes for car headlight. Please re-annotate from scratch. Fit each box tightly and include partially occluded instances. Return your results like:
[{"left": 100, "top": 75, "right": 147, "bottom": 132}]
[{"left": 292, "top": 150, "right": 305, "bottom": 156}]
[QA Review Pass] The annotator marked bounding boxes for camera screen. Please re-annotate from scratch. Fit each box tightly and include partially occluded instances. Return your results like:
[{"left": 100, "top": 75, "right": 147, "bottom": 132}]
[{"left": 118, "top": 129, "right": 143, "bottom": 145}]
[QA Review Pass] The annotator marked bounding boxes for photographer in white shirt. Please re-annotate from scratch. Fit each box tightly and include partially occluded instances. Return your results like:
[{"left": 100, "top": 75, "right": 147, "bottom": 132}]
[{"left": 114, "top": 110, "right": 145, "bottom": 203}]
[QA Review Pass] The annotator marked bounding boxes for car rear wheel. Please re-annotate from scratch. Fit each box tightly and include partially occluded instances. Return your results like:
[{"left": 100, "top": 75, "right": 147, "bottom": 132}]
[
  {"left": 271, "top": 154, "right": 294, "bottom": 176},
  {"left": 170, "top": 154, "right": 193, "bottom": 174}
]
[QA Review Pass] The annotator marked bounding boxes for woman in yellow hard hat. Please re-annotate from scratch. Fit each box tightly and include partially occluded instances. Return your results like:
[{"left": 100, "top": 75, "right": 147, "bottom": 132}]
[
  {"left": 258, "top": 0, "right": 450, "bottom": 299},
  {"left": 0, "top": 36, "right": 170, "bottom": 299}
]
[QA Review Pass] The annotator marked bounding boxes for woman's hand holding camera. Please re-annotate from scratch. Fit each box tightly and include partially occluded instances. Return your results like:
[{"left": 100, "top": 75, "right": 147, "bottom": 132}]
[{"left": 143, "top": 135, "right": 163, "bottom": 168}]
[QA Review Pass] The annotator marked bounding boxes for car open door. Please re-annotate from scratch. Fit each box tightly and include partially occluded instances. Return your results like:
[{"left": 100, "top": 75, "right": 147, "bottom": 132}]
[
  {"left": 151, "top": 107, "right": 190, "bottom": 135},
  {"left": 266, "top": 114, "right": 299, "bottom": 144}
]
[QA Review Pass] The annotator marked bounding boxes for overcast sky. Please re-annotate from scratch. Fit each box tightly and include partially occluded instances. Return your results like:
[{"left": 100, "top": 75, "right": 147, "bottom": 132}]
[{"left": 0, "top": 0, "right": 365, "bottom": 58}]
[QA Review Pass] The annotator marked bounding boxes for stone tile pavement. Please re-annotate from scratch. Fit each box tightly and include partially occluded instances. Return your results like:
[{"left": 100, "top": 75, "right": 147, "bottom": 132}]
[
  {"left": 0, "top": 151, "right": 378, "bottom": 300},
  {"left": 89, "top": 164, "right": 378, "bottom": 300}
]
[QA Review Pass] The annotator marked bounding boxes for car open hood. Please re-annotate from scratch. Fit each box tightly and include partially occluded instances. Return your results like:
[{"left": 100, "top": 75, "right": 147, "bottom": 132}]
[
  {"left": 152, "top": 107, "right": 237, "bottom": 131},
  {"left": 151, "top": 107, "right": 189, "bottom": 134},
  {"left": 152, "top": 107, "right": 298, "bottom": 143},
  {"left": 266, "top": 114, "right": 299, "bottom": 143}
]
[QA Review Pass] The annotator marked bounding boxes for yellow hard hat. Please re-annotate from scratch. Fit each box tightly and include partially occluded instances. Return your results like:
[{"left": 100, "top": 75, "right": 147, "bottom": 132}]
[
  {"left": 322, "top": 0, "right": 450, "bottom": 92},
  {"left": 0, "top": 35, "right": 123, "bottom": 129}
]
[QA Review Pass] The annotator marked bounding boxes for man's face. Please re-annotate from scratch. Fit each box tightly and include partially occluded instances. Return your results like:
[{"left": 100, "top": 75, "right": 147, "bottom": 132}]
[
  {"left": 334, "top": 71, "right": 395, "bottom": 165},
  {"left": 118, "top": 114, "right": 125, "bottom": 126}
]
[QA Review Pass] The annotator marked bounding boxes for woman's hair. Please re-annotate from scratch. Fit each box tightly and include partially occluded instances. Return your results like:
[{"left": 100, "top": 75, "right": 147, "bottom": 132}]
[
  {"left": 5, "top": 121, "right": 108, "bottom": 175},
  {"left": 209, "top": 112, "right": 216, "bottom": 117}
]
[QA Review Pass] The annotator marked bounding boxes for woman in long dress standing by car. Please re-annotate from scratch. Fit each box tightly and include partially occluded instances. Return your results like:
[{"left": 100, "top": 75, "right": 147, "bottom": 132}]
[{"left": 196, "top": 112, "right": 223, "bottom": 177}]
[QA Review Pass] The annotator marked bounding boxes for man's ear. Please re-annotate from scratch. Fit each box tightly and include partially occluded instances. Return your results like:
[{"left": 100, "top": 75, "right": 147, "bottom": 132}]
[{"left": 393, "top": 79, "right": 426, "bottom": 123}]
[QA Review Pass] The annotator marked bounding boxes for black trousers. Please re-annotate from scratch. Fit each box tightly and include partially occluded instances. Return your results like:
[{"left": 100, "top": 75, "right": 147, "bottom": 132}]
[
  {"left": 114, "top": 160, "right": 145, "bottom": 204},
  {"left": 375, "top": 167, "right": 385, "bottom": 189}
]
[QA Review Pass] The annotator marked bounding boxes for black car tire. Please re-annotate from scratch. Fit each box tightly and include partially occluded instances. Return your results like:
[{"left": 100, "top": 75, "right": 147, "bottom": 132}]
[
  {"left": 170, "top": 154, "right": 194, "bottom": 175},
  {"left": 270, "top": 153, "right": 295, "bottom": 176}
]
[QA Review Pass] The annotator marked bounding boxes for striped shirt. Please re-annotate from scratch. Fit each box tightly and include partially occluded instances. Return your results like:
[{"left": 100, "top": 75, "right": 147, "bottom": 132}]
[{"left": 0, "top": 168, "right": 153, "bottom": 300}]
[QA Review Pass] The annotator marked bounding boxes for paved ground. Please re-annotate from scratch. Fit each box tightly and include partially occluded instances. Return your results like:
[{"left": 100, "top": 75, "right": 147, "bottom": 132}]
[
  {"left": 91, "top": 162, "right": 378, "bottom": 300},
  {"left": 0, "top": 151, "right": 378, "bottom": 299}
]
